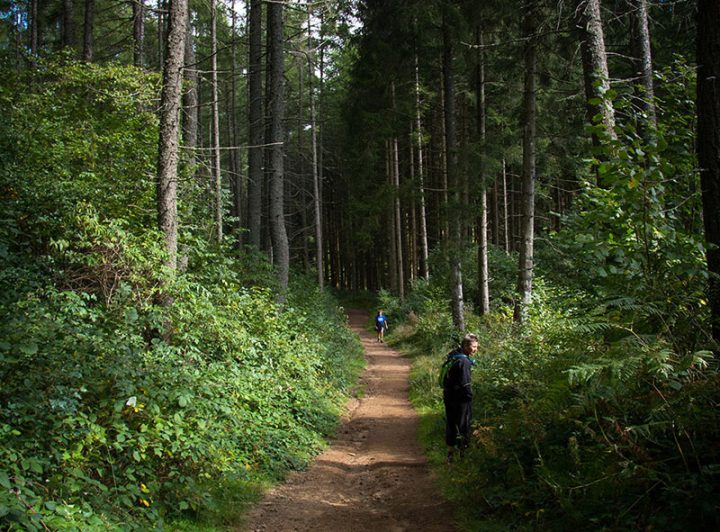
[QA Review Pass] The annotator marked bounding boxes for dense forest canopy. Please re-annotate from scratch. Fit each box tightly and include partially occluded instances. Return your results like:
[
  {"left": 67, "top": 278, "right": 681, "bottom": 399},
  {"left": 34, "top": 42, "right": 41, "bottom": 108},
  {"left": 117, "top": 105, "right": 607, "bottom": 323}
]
[{"left": 1, "top": 0, "right": 718, "bottom": 529}]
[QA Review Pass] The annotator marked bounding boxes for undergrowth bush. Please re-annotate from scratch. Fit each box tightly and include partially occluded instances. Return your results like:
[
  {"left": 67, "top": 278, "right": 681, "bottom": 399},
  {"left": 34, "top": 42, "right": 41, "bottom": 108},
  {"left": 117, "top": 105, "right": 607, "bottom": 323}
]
[
  {"left": 0, "top": 59, "right": 364, "bottom": 530},
  {"left": 391, "top": 280, "right": 719, "bottom": 531}
]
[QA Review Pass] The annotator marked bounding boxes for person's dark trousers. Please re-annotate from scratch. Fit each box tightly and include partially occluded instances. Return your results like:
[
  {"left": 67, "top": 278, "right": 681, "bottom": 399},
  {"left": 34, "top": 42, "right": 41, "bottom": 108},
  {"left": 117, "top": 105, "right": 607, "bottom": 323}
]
[{"left": 444, "top": 399, "right": 472, "bottom": 448}]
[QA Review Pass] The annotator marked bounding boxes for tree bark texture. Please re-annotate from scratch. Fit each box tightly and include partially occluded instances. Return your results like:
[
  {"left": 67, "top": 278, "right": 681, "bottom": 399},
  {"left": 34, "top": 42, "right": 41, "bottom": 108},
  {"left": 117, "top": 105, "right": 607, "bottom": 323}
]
[
  {"left": 156, "top": 0, "right": 187, "bottom": 271},
  {"left": 394, "top": 136, "right": 405, "bottom": 301},
  {"left": 308, "top": 13, "right": 324, "bottom": 289},
  {"left": 210, "top": 0, "right": 223, "bottom": 242},
  {"left": 697, "top": 0, "right": 720, "bottom": 343},
  {"left": 229, "top": 1, "right": 242, "bottom": 245},
  {"left": 82, "top": 0, "right": 93, "bottom": 61},
  {"left": 629, "top": 0, "right": 656, "bottom": 130},
  {"left": 29, "top": 0, "right": 38, "bottom": 66},
  {"left": 158, "top": 0, "right": 166, "bottom": 69},
  {"left": 443, "top": 9, "right": 465, "bottom": 332},
  {"left": 386, "top": 141, "right": 398, "bottom": 291},
  {"left": 63, "top": 0, "right": 75, "bottom": 51},
  {"left": 133, "top": 0, "right": 145, "bottom": 67},
  {"left": 514, "top": 2, "right": 537, "bottom": 325},
  {"left": 247, "top": 0, "right": 263, "bottom": 249},
  {"left": 268, "top": 0, "right": 289, "bottom": 294},
  {"left": 476, "top": 25, "right": 490, "bottom": 315},
  {"left": 182, "top": 22, "right": 198, "bottom": 170},
  {"left": 576, "top": 0, "right": 616, "bottom": 141},
  {"left": 414, "top": 51, "right": 430, "bottom": 280}
]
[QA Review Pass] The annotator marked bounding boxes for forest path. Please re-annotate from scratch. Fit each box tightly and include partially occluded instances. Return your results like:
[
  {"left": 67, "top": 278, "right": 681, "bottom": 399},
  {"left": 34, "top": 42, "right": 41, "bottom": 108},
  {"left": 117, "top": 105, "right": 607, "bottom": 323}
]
[{"left": 242, "top": 309, "right": 456, "bottom": 532}]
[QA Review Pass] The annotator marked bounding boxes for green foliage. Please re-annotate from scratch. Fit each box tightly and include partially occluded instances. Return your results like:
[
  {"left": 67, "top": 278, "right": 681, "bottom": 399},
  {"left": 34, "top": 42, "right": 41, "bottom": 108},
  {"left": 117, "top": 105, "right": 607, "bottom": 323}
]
[
  {"left": 389, "top": 62, "right": 719, "bottom": 528},
  {"left": 548, "top": 59, "right": 710, "bottom": 351},
  {"left": 0, "top": 59, "right": 364, "bottom": 530},
  {"left": 397, "top": 283, "right": 719, "bottom": 531}
]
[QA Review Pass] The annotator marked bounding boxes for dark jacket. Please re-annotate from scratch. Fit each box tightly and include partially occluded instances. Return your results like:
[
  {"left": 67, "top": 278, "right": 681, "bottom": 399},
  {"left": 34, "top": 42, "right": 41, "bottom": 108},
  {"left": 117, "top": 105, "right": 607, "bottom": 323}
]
[{"left": 442, "top": 351, "right": 474, "bottom": 403}]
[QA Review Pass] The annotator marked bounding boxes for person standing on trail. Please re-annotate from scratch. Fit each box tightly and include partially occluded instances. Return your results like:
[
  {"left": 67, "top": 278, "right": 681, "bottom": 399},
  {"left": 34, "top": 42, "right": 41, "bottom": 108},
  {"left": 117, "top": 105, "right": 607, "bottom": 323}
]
[
  {"left": 441, "top": 333, "right": 478, "bottom": 463},
  {"left": 374, "top": 310, "right": 389, "bottom": 342}
]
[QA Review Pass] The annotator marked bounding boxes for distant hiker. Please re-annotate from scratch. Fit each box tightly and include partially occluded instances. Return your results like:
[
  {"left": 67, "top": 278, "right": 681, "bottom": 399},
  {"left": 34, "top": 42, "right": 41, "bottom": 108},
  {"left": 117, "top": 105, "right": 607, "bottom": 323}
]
[
  {"left": 441, "top": 333, "right": 478, "bottom": 463},
  {"left": 375, "top": 310, "right": 389, "bottom": 342}
]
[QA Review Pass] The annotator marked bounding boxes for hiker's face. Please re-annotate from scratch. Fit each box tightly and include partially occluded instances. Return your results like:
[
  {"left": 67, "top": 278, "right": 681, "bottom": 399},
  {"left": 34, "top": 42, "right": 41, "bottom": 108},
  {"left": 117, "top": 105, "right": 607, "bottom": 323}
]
[{"left": 464, "top": 341, "right": 478, "bottom": 356}]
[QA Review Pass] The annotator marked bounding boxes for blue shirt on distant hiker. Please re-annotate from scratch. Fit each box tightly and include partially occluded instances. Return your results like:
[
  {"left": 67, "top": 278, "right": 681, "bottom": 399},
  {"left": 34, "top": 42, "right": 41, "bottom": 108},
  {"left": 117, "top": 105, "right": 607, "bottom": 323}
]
[{"left": 375, "top": 310, "right": 388, "bottom": 343}]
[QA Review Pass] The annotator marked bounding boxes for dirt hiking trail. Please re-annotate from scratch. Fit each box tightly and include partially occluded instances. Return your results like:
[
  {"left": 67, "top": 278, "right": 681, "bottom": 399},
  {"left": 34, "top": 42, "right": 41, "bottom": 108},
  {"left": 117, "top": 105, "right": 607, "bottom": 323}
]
[{"left": 243, "top": 309, "right": 457, "bottom": 532}]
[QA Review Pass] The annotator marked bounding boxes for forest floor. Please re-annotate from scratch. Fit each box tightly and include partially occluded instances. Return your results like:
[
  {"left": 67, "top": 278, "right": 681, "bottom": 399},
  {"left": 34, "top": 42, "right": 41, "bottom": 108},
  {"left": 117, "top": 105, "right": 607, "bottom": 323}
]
[{"left": 241, "top": 309, "right": 456, "bottom": 532}]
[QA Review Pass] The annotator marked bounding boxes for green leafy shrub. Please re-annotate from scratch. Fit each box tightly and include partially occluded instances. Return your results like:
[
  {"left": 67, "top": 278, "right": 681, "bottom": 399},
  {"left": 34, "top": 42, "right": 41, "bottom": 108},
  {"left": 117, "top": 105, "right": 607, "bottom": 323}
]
[
  {"left": 0, "top": 59, "right": 364, "bottom": 530},
  {"left": 391, "top": 60, "right": 718, "bottom": 530}
]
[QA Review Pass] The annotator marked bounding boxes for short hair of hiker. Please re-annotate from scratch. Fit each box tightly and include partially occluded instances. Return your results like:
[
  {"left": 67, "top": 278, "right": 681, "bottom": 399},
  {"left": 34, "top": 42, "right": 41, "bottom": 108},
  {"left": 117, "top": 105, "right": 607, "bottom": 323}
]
[{"left": 461, "top": 333, "right": 478, "bottom": 347}]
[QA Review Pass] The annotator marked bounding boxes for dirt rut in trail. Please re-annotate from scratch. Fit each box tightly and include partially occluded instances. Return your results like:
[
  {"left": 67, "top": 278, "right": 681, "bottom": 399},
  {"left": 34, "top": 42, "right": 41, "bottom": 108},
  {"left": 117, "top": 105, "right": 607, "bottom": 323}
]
[{"left": 242, "top": 309, "right": 456, "bottom": 532}]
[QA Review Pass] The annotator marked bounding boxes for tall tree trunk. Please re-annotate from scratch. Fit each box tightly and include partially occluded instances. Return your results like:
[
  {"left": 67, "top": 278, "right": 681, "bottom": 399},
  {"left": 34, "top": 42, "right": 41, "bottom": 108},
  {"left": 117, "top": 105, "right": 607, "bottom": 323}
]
[
  {"left": 503, "top": 159, "right": 509, "bottom": 254},
  {"left": 210, "top": 0, "right": 222, "bottom": 242},
  {"left": 158, "top": 0, "right": 166, "bottom": 69},
  {"left": 386, "top": 141, "right": 398, "bottom": 291},
  {"left": 394, "top": 136, "right": 405, "bottom": 301},
  {"left": 414, "top": 51, "right": 430, "bottom": 280},
  {"left": 439, "top": 71, "right": 450, "bottom": 242},
  {"left": 513, "top": 1, "right": 538, "bottom": 325},
  {"left": 628, "top": 0, "right": 656, "bottom": 135},
  {"left": 493, "top": 177, "right": 500, "bottom": 246},
  {"left": 29, "top": 0, "right": 38, "bottom": 67},
  {"left": 391, "top": 82, "right": 405, "bottom": 300},
  {"left": 697, "top": 0, "right": 720, "bottom": 344},
  {"left": 182, "top": 21, "right": 198, "bottom": 173},
  {"left": 247, "top": 0, "right": 263, "bottom": 248},
  {"left": 157, "top": 0, "right": 187, "bottom": 271},
  {"left": 268, "top": 0, "right": 289, "bottom": 295},
  {"left": 629, "top": 1, "right": 654, "bottom": 100},
  {"left": 409, "top": 126, "right": 418, "bottom": 281},
  {"left": 443, "top": 9, "right": 465, "bottom": 332},
  {"left": 62, "top": 0, "right": 75, "bottom": 51},
  {"left": 576, "top": 0, "right": 616, "bottom": 144},
  {"left": 82, "top": 0, "right": 93, "bottom": 61},
  {"left": 308, "top": 12, "right": 324, "bottom": 289},
  {"left": 297, "top": 59, "right": 310, "bottom": 273},
  {"left": 229, "top": 1, "right": 242, "bottom": 245},
  {"left": 476, "top": 25, "right": 490, "bottom": 315},
  {"left": 133, "top": 0, "right": 145, "bottom": 68}
]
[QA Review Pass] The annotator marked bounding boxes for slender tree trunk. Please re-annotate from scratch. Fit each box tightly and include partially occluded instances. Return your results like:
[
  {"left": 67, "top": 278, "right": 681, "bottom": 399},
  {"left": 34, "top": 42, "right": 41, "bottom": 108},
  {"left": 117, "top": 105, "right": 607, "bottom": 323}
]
[
  {"left": 386, "top": 141, "right": 397, "bottom": 291},
  {"left": 29, "top": 0, "right": 38, "bottom": 67},
  {"left": 514, "top": 2, "right": 538, "bottom": 325},
  {"left": 493, "top": 177, "right": 500, "bottom": 246},
  {"left": 394, "top": 136, "right": 405, "bottom": 300},
  {"left": 268, "top": 0, "right": 289, "bottom": 294},
  {"left": 158, "top": 0, "right": 166, "bottom": 69},
  {"left": 476, "top": 25, "right": 490, "bottom": 315},
  {"left": 628, "top": 0, "right": 657, "bottom": 134},
  {"left": 62, "top": 0, "right": 75, "bottom": 51},
  {"left": 503, "top": 159, "right": 509, "bottom": 254},
  {"left": 443, "top": 9, "right": 464, "bottom": 331},
  {"left": 247, "top": 0, "right": 263, "bottom": 248},
  {"left": 390, "top": 83, "right": 405, "bottom": 300},
  {"left": 229, "top": 1, "right": 242, "bottom": 245},
  {"left": 414, "top": 51, "right": 430, "bottom": 280},
  {"left": 439, "top": 72, "right": 450, "bottom": 242},
  {"left": 697, "top": 0, "right": 720, "bottom": 344},
  {"left": 157, "top": 0, "right": 187, "bottom": 271},
  {"left": 183, "top": 21, "right": 198, "bottom": 172},
  {"left": 576, "top": 0, "right": 616, "bottom": 142},
  {"left": 308, "top": 11, "right": 324, "bottom": 288},
  {"left": 409, "top": 126, "right": 418, "bottom": 281},
  {"left": 133, "top": 0, "right": 145, "bottom": 68},
  {"left": 210, "top": 0, "right": 222, "bottom": 242},
  {"left": 298, "top": 60, "right": 310, "bottom": 273},
  {"left": 82, "top": 0, "right": 93, "bottom": 61}
]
